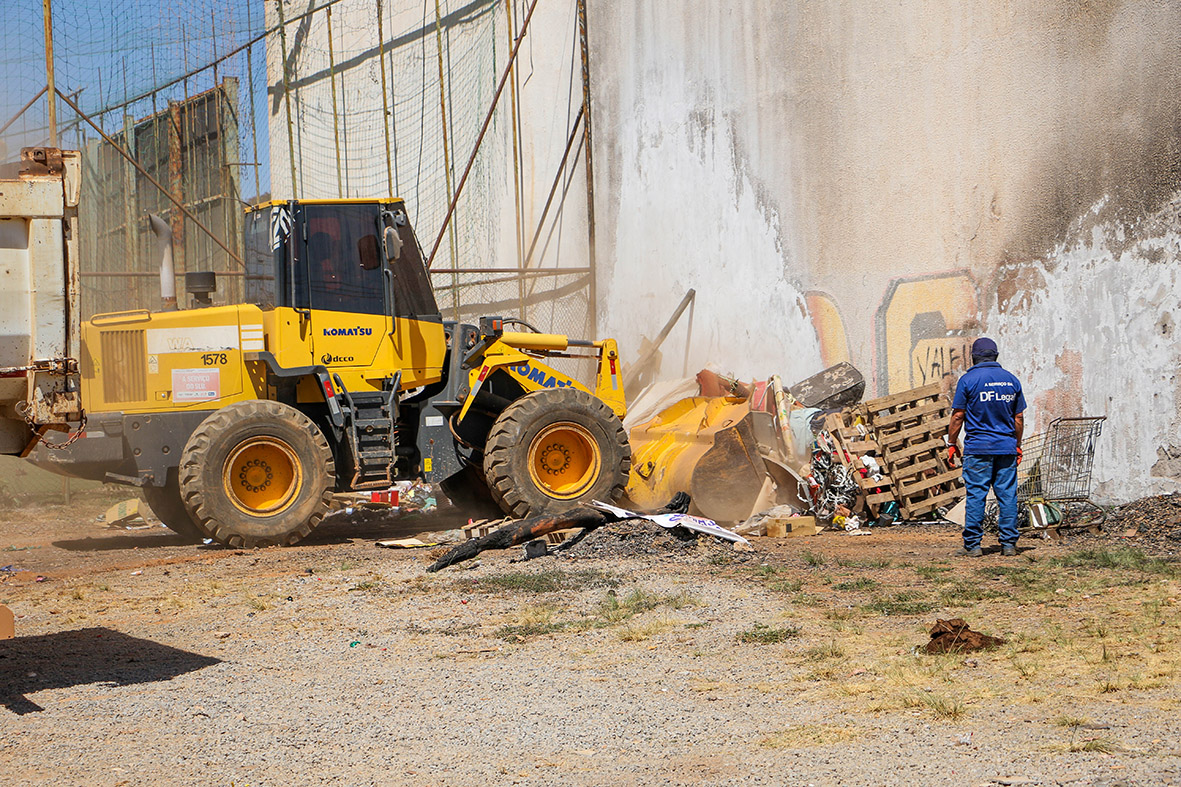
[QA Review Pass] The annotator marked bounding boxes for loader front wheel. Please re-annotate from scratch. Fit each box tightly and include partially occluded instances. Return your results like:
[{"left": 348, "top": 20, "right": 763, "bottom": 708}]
[
  {"left": 483, "top": 388, "right": 630, "bottom": 517},
  {"left": 179, "top": 401, "right": 335, "bottom": 548},
  {"left": 141, "top": 469, "right": 207, "bottom": 542}
]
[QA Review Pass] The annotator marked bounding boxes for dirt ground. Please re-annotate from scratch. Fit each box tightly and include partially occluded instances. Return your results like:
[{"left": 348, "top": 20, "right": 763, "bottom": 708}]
[{"left": 1, "top": 490, "right": 1179, "bottom": 786}]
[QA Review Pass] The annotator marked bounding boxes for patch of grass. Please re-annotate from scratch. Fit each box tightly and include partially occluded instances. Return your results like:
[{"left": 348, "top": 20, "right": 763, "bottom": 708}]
[
  {"left": 1010, "top": 656, "right": 1038, "bottom": 679},
  {"left": 497, "top": 604, "right": 571, "bottom": 641},
  {"left": 244, "top": 595, "right": 271, "bottom": 611},
  {"left": 599, "top": 588, "right": 698, "bottom": 623},
  {"left": 977, "top": 564, "right": 1042, "bottom": 589},
  {"left": 824, "top": 607, "right": 859, "bottom": 621},
  {"left": 915, "top": 564, "right": 953, "bottom": 581},
  {"left": 793, "top": 593, "right": 827, "bottom": 607},
  {"left": 1070, "top": 737, "right": 1120, "bottom": 754},
  {"left": 1096, "top": 678, "right": 1121, "bottom": 694},
  {"left": 865, "top": 591, "right": 935, "bottom": 616},
  {"left": 912, "top": 692, "right": 966, "bottom": 720},
  {"left": 804, "top": 640, "right": 845, "bottom": 660},
  {"left": 739, "top": 622, "right": 801, "bottom": 644},
  {"left": 498, "top": 621, "right": 571, "bottom": 640},
  {"left": 833, "top": 577, "right": 880, "bottom": 592},
  {"left": 1053, "top": 547, "right": 1177, "bottom": 576},
  {"left": 768, "top": 578, "right": 804, "bottom": 593},
  {"left": 476, "top": 569, "right": 618, "bottom": 594},
  {"left": 940, "top": 580, "right": 1006, "bottom": 606},
  {"left": 1053, "top": 715, "right": 1090, "bottom": 728},
  {"left": 835, "top": 557, "right": 892, "bottom": 569},
  {"left": 759, "top": 725, "right": 855, "bottom": 749},
  {"left": 801, "top": 550, "right": 826, "bottom": 567},
  {"left": 617, "top": 614, "right": 677, "bottom": 642}
]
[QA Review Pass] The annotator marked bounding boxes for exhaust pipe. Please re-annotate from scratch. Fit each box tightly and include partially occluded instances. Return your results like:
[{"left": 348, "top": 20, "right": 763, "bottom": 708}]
[{"left": 147, "top": 213, "right": 177, "bottom": 310}]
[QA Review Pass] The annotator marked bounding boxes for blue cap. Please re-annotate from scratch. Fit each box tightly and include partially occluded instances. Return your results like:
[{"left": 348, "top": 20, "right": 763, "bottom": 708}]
[{"left": 971, "top": 337, "right": 998, "bottom": 359}]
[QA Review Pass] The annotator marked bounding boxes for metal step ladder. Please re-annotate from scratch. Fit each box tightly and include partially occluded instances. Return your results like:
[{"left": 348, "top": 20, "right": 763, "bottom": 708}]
[{"left": 333, "top": 373, "right": 400, "bottom": 490}]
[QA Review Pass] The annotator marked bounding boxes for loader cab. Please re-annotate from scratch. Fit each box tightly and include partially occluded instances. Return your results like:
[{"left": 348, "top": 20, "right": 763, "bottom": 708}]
[{"left": 244, "top": 199, "right": 440, "bottom": 319}]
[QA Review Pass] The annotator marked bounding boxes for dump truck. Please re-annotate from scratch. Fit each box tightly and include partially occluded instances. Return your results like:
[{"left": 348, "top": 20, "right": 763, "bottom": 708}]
[{"left": 1, "top": 147, "right": 630, "bottom": 547}]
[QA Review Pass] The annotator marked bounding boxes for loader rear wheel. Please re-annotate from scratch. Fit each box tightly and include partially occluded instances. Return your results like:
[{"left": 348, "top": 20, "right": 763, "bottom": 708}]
[
  {"left": 179, "top": 400, "right": 335, "bottom": 548},
  {"left": 141, "top": 470, "right": 206, "bottom": 542},
  {"left": 483, "top": 388, "right": 630, "bottom": 518}
]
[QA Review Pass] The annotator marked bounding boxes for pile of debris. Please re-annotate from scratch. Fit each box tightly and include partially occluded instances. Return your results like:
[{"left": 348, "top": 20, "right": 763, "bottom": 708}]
[
  {"left": 626, "top": 362, "right": 963, "bottom": 534},
  {"left": 1068, "top": 493, "right": 1181, "bottom": 556},
  {"left": 558, "top": 517, "right": 727, "bottom": 561}
]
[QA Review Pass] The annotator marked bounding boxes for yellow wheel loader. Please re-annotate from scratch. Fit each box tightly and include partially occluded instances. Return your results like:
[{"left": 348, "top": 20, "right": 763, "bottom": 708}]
[{"left": 1, "top": 148, "right": 628, "bottom": 547}]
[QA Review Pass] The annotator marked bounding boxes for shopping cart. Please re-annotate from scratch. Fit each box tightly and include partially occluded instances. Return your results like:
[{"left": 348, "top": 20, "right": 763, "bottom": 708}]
[{"left": 986, "top": 416, "right": 1107, "bottom": 533}]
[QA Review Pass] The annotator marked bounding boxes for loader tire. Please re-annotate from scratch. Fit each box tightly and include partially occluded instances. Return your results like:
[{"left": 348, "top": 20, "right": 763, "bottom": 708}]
[
  {"left": 141, "top": 469, "right": 207, "bottom": 542},
  {"left": 178, "top": 400, "right": 335, "bottom": 548},
  {"left": 482, "top": 388, "right": 630, "bottom": 518}
]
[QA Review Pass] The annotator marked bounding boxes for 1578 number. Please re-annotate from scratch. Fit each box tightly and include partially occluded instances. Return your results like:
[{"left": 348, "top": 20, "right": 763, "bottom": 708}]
[{"left": 201, "top": 352, "right": 228, "bottom": 366}]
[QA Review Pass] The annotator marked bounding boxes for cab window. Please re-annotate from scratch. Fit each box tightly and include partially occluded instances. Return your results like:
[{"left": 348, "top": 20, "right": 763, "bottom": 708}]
[
  {"left": 303, "top": 204, "right": 385, "bottom": 315},
  {"left": 244, "top": 208, "right": 278, "bottom": 308}
]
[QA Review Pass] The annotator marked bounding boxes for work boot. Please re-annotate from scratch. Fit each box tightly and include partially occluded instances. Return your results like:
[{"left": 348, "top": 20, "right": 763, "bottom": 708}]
[
  {"left": 1001, "top": 544, "right": 1017, "bottom": 557},
  {"left": 955, "top": 546, "right": 983, "bottom": 557}
]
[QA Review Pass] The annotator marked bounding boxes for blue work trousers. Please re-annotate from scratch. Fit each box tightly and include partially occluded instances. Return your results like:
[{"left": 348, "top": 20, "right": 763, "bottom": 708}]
[{"left": 962, "top": 454, "right": 1019, "bottom": 550}]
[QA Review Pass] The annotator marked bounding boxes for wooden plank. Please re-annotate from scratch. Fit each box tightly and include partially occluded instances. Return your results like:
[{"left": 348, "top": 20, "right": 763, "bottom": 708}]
[
  {"left": 857, "top": 473, "right": 892, "bottom": 488},
  {"left": 895, "top": 467, "right": 962, "bottom": 497},
  {"left": 891, "top": 456, "right": 942, "bottom": 481},
  {"left": 884, "top": 438, "right": 947, "bottom": 464},
  {"left": 862, "top": 383, "right": 943, "bottom": 414},
  {"left": 901, "top": 486, "right": 965, "bottom": 518},
  {"left": 877, "top": 417, "right": 951, "bottom": 447},
  {"left": 865, "top": 491, "right": 895, "bottom": 505},
  {"left": 872, "top": 399, "right": 947, "bottom": 429}
]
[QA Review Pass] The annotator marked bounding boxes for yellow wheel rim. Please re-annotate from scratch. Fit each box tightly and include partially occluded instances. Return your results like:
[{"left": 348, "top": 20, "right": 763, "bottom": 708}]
[
  {"left": 527, "top": 422, "right": 601, "bottom": 500},
  {"left": 223, "top": 437, "right": 303, "bottom": 516}
]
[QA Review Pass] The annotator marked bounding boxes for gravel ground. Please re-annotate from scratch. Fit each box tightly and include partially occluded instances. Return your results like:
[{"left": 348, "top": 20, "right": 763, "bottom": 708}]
[{"left": 1, "top": 493, "right": 1180, "bottom": 786}]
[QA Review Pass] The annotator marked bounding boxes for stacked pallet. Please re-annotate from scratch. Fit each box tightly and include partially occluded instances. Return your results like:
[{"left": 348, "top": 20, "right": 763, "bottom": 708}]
[
  {"left": 856, "top": 383, "right": 964, "bottom": 519},
  {"left": 822, "top": 412, "right": 895, "bottom": 517}
]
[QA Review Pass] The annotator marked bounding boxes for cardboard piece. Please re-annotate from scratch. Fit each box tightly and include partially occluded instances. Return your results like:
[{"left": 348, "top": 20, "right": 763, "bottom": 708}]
[
  {"left": 944, "top": 499, "right": 966, "bottom": 527},
  {"left": 375, "top": 538, "right": 437, "bottom": 548},
  {"left": 785, "top": 516, "right": 821, "bottom": 537},
  {"left": 104, "top": 499, "right": 144, "bottom": 527},
  {"left": 0, "top": 603, "right": 13, "bottom": 640}
]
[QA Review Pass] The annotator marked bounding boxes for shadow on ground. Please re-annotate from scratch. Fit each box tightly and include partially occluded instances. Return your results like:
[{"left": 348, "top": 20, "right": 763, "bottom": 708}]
[
  {"left": 50, "top": 531, "right": 202, "bottom": 551},
  {"left": 0, "top": 627, "right": 220, "bottom": 714},
  {"left": 303, "top": 506, "right": 485, "bottom": 545}
]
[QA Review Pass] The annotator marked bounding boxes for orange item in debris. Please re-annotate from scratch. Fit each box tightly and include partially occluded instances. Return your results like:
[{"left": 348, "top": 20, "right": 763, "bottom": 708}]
[{"left": 0, "top": 604, "right": 14, "bottom": 640}]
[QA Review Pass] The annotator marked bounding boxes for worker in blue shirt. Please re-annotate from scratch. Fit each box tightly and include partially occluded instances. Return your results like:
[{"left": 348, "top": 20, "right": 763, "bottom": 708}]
[{"left": 947, "top": 337, "right": 1027, "bottom": 557}]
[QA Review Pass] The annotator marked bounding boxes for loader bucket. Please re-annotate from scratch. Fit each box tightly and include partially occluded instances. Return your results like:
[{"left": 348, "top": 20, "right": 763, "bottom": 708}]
[{"left": 625, "top": 396, "right": 796, "bottom": 523}]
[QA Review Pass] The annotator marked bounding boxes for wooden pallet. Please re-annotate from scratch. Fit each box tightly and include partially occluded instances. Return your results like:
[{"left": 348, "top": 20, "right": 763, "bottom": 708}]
[
  {"left": 462, "top": 517, "right": 569, "bottom": 544},
  {"left": 822, "top": 413, "right": 896, "bottom": 516},
  {"left": 859, "top": 383, "right": 964, "bottom": 518}
]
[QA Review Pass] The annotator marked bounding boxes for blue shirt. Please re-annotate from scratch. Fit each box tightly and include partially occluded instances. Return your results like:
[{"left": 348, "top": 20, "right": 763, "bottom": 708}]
[{"left": 951, "top": 361, "right": 1026, "bottom": 455}]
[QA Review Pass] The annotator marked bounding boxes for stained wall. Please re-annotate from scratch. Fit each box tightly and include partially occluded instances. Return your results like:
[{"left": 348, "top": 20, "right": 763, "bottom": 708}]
[{"left": 590, "top": 1, "right": 1181, "bottom": 500}]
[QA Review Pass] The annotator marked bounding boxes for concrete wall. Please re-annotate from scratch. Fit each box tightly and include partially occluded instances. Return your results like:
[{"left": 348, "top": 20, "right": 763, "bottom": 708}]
[{"left": 591, "top": 1, "right": 1181, "bottom": 500}]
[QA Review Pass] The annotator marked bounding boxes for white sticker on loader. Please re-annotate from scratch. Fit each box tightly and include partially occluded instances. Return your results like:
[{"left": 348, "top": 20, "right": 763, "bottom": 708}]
[
  {"left": 172, "top": 368, "right": 221, "bottom": 401},
  {"left": 147, "top": 326, "right": 239, "bottom": 355}
]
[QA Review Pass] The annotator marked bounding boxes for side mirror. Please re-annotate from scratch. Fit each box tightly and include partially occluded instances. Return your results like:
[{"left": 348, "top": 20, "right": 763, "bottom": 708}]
[{"left": 383, "top": 225, "right": 403, "bottom": 262}]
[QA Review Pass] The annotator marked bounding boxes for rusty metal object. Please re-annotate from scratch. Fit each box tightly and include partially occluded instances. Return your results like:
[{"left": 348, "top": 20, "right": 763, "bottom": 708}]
[{"left": 789, "top": 362, "right": 865, "bottom": 410}]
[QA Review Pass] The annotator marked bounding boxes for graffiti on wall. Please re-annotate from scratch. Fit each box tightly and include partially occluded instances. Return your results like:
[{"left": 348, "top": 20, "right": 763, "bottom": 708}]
[
  {"left": 807, "top": 272, "right": 980, "bottom": 397},
  {"left": 876, "top": 271, "right": 979, "bottom": 395}
]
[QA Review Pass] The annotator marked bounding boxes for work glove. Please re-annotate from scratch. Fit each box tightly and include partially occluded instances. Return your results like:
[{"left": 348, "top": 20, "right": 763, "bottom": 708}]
[
  {"left": 1016, "top": 446, "right": 1023, "bottom": 466},
  {"left": 947, "top": 445, "right": 958, "bottom": 465}
]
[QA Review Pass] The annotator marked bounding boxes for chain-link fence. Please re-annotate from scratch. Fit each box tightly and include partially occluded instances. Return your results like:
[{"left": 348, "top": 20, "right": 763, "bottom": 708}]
[{"left": 2, "top": 0, "right": 594, "bottom": 370}]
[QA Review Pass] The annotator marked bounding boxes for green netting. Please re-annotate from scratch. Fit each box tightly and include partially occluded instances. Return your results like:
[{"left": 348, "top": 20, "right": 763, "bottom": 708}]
[{"left": 1, "top": 0, "right": 593, "bottom": 344}]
